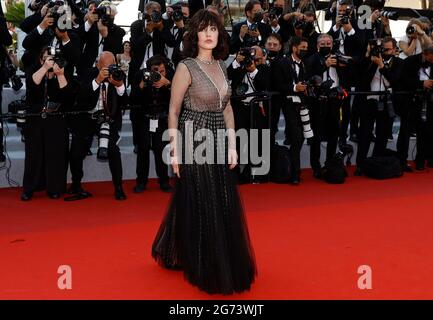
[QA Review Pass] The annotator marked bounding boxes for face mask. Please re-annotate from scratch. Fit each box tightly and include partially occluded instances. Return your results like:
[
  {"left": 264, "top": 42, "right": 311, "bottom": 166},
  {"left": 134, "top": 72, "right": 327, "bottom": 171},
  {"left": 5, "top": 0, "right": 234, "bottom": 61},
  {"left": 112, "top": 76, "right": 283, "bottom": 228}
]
[
  {"left": 298, "top": 49, "right": 308, "bottom": 59},
  {"left": 274, "top": 7, "right": 283, "bottom": 16},
  {"left": 382, "top": 54, "right": 392, "bottom": 60},
  {"left": 253, "top": 10, "right": 263, "bottom": 23},
  {"left": 319, "top": 46, "right": 331, "bottom": 56},
  {"left": 268, "top": 50, "right": 278, "bottom": 58}
]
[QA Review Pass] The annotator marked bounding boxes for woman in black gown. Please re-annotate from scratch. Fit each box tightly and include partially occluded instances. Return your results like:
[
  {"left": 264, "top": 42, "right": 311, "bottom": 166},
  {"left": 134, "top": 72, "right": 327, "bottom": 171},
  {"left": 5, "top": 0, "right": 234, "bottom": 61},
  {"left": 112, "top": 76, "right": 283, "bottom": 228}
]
[{"left": 151, "top": 9, "right": 257, "bottom": 294}]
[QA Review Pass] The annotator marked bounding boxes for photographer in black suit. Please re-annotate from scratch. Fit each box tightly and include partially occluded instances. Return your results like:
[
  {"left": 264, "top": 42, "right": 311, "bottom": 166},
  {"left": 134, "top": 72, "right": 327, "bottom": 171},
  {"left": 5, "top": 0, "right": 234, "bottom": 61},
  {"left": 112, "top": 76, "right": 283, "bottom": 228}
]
[
  {"left": 0, "top": 5, "right": 13, "bottom": 163},
  {"left": 355, "top": 37, "right": 403, "bottom": 175},
  {"left": 22, "top": 2, "right": 81, "bottom": 78},
  {"left": 400, "top": 46, "right": 433, "bottom": 171},
  {"left": 230, "top": 0, "right": 271, "bottom": 54},
  {"left": 77, "top": 2, "right": 125, "bottom": 75},
  {"left": 21, "top": 47, "right": 73, "bottom": 201},
  {"left": 69, "top": 51, "right": 128, "bottom": 200},
  {"left": 228, "top": 45, "right": 271, "bottom": 183},
  {"left": 305, "top": 34, "right": 344, "bottom": 178},
  {"left": 327, "top": 0, "right": 363, "bottom": 144},
  {"left": 163, "top": 1, "right": 190, "bottom": 64},
  {"left": 272, "top": 36, "right": 309, "bottom": 185},
  {"left": 131, "top": 55, "right": 173, "bottom": 193}
]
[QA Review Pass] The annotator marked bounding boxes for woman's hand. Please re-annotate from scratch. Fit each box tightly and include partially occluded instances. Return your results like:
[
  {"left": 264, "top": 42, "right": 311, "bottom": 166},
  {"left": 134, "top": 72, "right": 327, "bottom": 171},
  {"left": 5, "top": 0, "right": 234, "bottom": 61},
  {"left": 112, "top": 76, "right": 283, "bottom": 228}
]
[
  {"left": 228, "top": 149, "right": 238, "bottom": 170},
  {"left": 171, "top": 156, "right": 180, "bottom": 178},
  {"left": 53, "top": 63, "right": 64, "bottom": 76}
]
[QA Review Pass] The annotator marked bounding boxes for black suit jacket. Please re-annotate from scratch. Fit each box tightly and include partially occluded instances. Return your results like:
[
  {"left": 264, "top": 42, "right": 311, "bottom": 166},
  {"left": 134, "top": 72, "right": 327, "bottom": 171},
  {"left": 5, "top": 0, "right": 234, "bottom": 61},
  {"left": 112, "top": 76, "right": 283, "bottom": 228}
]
[
  {"left": 20, "top": 11, "right": 43, "bottom": 34},
  {"left": 359, "top": 56, "right": 404, "bottom": 92},
  {"left": 188, "top": 0, "right": 213, "bottom": 18},
  {"left": 22, "top": 28, "right": 81, "bottom": 78},
  {"left": 272, "top": 55, "right": 306, "bottom": 97},
  {"left": 230, "top": 20, "right": 272, "bottom": 54},
  {"left": 0, "top": 15, "right": 12, "bottom": 68},
  {"left": 76, "top": 67, "right": 128, "bottom": 127},
  {"left": 77, "top": 23, "right": 125, "bottom": 76},
  {"left": 402, "top": 54, "right": 428, "bottom": 92},
  {"left": 228, "top": 63, "right": 271, "bottom": 95},
  {"left": 128, "top": 19, "right": 176, "bottom": 85}
]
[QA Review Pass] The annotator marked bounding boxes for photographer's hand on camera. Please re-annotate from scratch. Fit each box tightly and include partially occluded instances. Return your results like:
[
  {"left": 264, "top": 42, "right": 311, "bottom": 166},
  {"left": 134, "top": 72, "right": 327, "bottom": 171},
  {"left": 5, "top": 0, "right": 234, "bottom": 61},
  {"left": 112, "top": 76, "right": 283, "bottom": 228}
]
[
  {"left": 108, "top": 74, "right": 124, "bottom": 88},
  {"left": 371, "top": 54, "right": 385, "bottom": 69},
  {"left": 42, "top": 55, "right": 55, "bottom": 71},
  {"left": 240, "top": 25, "right": 249, "bottom": 40},
  {"left": 40, "top": 4, "right": 49, "bottom": 17},
  {"left": 295, "top": 82, "right": 308, "bottom": 93},
  {"left": 86, "top": 10, "right": 99, "bottom": 25},
  {"left": 152, "top": 74, "right": 170, "bottom": 89},
  {"left": 423, "top": 79, "right": 433, "bottom": 90},
  {"left": 39, "top": 13, "right": 54, "bottom": 30},
  {"left": 96, "top": 67, "right": 109, "bottom": 85},
  {"left": 326, "top": 55, "right": 338, "bottom": 68}
]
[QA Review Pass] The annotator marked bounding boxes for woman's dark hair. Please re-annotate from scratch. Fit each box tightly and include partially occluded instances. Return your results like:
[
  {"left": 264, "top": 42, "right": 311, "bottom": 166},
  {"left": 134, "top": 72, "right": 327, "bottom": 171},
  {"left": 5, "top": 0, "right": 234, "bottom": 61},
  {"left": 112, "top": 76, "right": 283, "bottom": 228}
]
[
  {"left": 182, "top": 9, "right": 229, "bottom": 61},
  {"left": 121, "top": 41, "right": 131, "bottom": 53},
  {"left": 39, "top": 46, "right": 50, "bottom": 63},
  {"left": 244, "top": 0, "right": 261, "bottom": 14}
]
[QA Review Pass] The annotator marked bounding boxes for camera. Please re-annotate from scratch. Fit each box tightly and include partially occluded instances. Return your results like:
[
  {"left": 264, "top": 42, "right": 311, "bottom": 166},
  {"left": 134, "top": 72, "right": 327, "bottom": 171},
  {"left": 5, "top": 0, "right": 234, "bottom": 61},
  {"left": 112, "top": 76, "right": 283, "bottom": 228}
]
[
  {"left": 252, "top": 10, "right": 263, "bottom": 23},
  {"left": 369, "top": 39, "right": 385, "bottom": 57},
  {"left": 406, "top": 25, "right": 417, "bottom": 35},
  {"left": 142, "top": 69, "right": 162, "bottom": 84},
  {"left": 97, "top": 122, "right": 110, "bottom": 162},
  {"left": 49, "top": 46, "right": 67, "bottom": 69},
  {"left": 172, "top": 6, "right": 184, "bottom": 22},
  {"left": 340, "top": 14, "right": 350, "bottom": 25},
  {"left": 239, "top": 47, "right": 256, "bottom": 68},
  {"left": 379, "top": 10, "right": 399, "bottom": 21},
  {"left": 1, "top": 58, "right": 23, "bottom": 91},
  {"left": 293, "top": 18, "right": 307, "bottom": 30},
  {"left": 299, "top": 106, "right": 314, "bottom": 139},
  {"left": 235, "top": 83, "right": 249, "bottom": 96},
  {"left": 108, "top": 64, "right": 125, "bottom": 81},
  {"left": 149, "top": 10, "right": 162, "bottom": 23},
  {"left": 47, "top": 0, "right": 65, "bottom": 30},
  {"left": 303, "top": 75, "right": 323, "bottom": 99},
  {"left": 94, "top": 5, "right": 114, "bottom": 27},
  {"left": 268, "top": 7, "right": 278, "bottom": 21}
]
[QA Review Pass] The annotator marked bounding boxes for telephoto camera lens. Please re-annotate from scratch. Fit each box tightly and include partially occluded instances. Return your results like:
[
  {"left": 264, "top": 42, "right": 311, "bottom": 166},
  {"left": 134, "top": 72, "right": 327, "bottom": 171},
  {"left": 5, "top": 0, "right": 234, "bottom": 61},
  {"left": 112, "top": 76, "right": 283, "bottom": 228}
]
[
  {"left": 97, "top": 122, "right": 110, "bottom": 162},
  {"left": 300, "top": 106, "right": 314, "bottom": 139}
]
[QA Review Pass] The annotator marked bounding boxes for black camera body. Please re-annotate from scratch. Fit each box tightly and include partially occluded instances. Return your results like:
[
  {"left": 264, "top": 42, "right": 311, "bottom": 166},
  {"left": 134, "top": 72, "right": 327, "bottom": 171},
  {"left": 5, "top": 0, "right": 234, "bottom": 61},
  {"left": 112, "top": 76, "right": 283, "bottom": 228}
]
[
  {"left": 142, "top": 69, "right": 162, "bottom": 85},
  {"left": 172, "top": 7, "right": 184, "bottom": 22},
  {"left": 369, "top": 39, "right": 385, "bottom": 57},
  {"left": 406, "top": 25, "right": 417, "bottom": 35},
  {"left": 149, "top": 10, "right": 162, "bottom": 23},
  {"left": 108, "top": 64, "right": 125, "bottom": 82},
  {"left": 293, "top": 18, "right": 307, "bottom": 30},
  {"left": 49, "top": 46, "right": 67, "bottom": 69},
  {"left": 239, "top": 47, "right": 256, "bottom": 68},
  {"left": 94, "top": 6, "right": 114, "bottom": 27}
]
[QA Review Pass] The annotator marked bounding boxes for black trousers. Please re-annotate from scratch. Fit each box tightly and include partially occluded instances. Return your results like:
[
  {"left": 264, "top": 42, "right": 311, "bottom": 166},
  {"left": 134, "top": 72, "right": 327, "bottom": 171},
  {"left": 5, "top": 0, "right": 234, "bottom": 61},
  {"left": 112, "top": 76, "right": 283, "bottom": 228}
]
[
  {"left": 415, "top": 101, "right": 433, "bottom": 165},
  {"left": 356, "top": 99, "right": 391, "bottom": 165},
  {"left": 23, "top": 116, "right": 68, "bottom": 194},
  {"left": 271, "top": 96, "right": 290, "bottom": 144},
  {"left": 232, "top": 100, "right": 270, "bottom": 179},
  {"left": 397, "top": 98, "right": 417, "bottom": 165},
  {"left": 284, "top": 100, "right": 304, "bottom": 177},
  {"left": 0, "top": 88, "right": 3, "bottom": 154},
  {"left": 309, "top": 98, "right": 340, "bottom": 170},
  {"left": 69, "top": 114, "right": 123, "bottom": 187},
  {"left": 134, "top": 116, "right": 169, "bottom": 185}
]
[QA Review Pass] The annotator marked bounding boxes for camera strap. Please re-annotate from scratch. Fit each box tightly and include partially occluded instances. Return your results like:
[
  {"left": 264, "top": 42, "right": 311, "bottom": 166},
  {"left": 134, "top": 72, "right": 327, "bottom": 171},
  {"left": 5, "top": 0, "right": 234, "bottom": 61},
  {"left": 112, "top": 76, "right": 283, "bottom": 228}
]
[{"left": 101, "top": 82, "right": 111, "bottom": 118}]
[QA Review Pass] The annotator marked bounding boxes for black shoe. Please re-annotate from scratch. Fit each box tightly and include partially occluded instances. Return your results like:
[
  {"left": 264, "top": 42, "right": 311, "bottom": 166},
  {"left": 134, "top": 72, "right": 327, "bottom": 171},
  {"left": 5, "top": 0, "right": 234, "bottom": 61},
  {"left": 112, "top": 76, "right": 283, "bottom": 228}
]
[
  {"left": 47, "top": 192, "right": 61, "bottom": 199},
  {"left": 416, "top": 161, "right": 425, "bottom": 171},
  {"left": 427, "top": 159, "right": 433, "bottom": 168},
  {"left": 313, "top": 168, "right": 322, "bottom": 179},
  {"left": 290, "top": 174, "right": 300, "bottom": 185},
  {"left": 403, "top": 164, "right": 414, "bottom": 173},
  {"left": 115, "top": 186, "right": 127, "bottom": 200},
  {"left": 0, "top": 152, "right": 5, "bottom": 163},
  {"left": 354, "top": 167, "right": 363, "bottom": 176},
  {"left": 133, "top": 183, "right": 147, "bottom": 193},
  {"left": 21, "top": 192, "right": 33, "bottom": 201},
  {"left": 67, "top": 184, "right": 87, "bottom": 195},
  {"left": 160, "top": 182, "right": 173, "bottom": 193}
]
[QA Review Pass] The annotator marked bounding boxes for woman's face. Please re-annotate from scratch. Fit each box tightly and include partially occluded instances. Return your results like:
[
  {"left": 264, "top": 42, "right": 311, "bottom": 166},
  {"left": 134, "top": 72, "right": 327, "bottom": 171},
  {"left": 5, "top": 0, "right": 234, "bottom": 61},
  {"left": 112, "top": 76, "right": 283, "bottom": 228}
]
[
  {"left": 123, "top": 42, "right": 131, "bottom": 52},
  {"left": 197, "top": 24, "right": 219, "bottom": 51}
]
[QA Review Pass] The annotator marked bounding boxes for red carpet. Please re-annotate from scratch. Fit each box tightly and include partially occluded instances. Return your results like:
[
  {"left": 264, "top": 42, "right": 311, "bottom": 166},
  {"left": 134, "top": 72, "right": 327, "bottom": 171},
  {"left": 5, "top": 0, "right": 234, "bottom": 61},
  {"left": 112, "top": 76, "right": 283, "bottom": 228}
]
[{"left": 1, "top": 167, "right": 433, "bottom": 300}]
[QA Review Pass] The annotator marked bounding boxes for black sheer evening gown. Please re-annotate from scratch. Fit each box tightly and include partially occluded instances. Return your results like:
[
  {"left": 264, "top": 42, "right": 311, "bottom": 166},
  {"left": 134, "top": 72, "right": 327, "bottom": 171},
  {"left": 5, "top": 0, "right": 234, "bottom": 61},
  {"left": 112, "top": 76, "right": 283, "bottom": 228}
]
[{"left": 151, "top": 57, "right": 257, "bottom": 295}]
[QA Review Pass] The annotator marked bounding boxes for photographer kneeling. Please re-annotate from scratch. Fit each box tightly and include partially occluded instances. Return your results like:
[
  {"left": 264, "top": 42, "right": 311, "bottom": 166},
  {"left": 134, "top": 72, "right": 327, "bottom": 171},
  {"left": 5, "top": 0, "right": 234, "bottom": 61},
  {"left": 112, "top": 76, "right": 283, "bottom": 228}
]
[
  {"left": 69, "top": 51, "right": 128, "bottom": 200},
  {"left": 21, "top": 46, "right": 72, "bottom": 201},
  {"left": 131, "top": 55, "right": 173, "bottom": 193}
]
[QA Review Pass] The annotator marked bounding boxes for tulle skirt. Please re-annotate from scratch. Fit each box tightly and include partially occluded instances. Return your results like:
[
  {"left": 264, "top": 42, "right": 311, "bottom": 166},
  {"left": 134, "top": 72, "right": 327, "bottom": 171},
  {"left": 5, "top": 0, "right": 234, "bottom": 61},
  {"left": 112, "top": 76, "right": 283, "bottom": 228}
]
[{"left": 151, "top": 109, "right": 257, "bottom": 295}]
